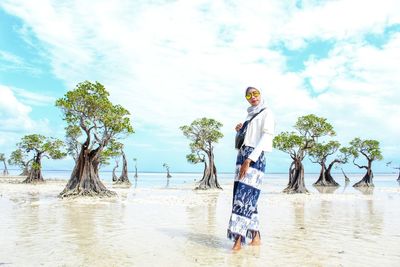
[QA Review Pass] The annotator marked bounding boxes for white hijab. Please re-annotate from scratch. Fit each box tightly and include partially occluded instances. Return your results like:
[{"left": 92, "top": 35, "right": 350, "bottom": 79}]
[{"left": 246, "top": 88, "right": 267, "bottom": 120}]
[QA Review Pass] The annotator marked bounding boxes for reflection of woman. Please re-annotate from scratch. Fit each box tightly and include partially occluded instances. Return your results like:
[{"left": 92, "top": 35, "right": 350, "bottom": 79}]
[{"left": 227, "top": 87, "right": 275, "bottom": 250}]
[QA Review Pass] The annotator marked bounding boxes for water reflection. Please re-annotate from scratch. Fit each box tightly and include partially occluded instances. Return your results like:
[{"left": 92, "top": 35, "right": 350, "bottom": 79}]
[
  {"left": 16, "top": 195, "right": 41, "bottom": 253},
  {"left": 183, "top": 192, "right": 227, "bottom": 265},
  {"left": 61, "top": 202, "right": 128, "bottom": 265},
  {"left": 352, "top": 199, "right": 383, "bottom": 240},
  {"left": 341, "top": 180, "right": 350, "bottom": 193},
  {"left": 354, "top": 186, "right": 374, "bottom": 195},
  {"left": 314, "top": 186, "right": 339, "bottom": 194},
  {"left": 185, "top": 192, "right": 219, "bottom": 243}
]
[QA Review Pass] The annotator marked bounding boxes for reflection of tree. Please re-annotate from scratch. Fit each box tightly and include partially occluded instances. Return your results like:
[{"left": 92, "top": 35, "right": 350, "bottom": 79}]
[
  {"left": 15, "top": 193, "right": 40, "bottom": 245},
  {"left": 341, "top": 180, "right": 350, "bottom": 193},
  {"left": 63, "top": 204, "right": 101, "bottom": 264},
  {"left": 186, "top": 193, "right": 218, "bottom": 241},
  {"left": 314, "top": 186, "right": 338, "bottom": 194},
  {"left": 182, "top": 192, "right": 224, "bottom": 264},
  {"left": 9, "top": 193, "right": 44, "bottom": 265},
  {"left": 279, "top": 201, "right": 319, "bottom": 263},
  {"left": 354, "top": 186, "right": 374, "bottom": 195},
  {"left": 351, "top": 198, "right": 383, "bottom": 240},
  {"left": 341, "top": 168, "right": 350, "bottom": 182},
  {"left": 62, "top": 203, "right": 126, "bottom": 265}
]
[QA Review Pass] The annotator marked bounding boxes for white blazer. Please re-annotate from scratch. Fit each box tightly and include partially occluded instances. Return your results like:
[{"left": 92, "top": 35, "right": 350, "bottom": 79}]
[{"left": 242, "top": 107, "right": 275, "bottom": 162}]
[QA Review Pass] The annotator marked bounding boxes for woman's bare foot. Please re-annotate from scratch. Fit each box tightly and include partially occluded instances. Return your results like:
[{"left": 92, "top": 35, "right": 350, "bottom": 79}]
[
  {"left": 249, "top": 231, "right": 261, "bottom": 246},
  {"left": 232, "top": 236, "right": 242, "bottom": 251}
]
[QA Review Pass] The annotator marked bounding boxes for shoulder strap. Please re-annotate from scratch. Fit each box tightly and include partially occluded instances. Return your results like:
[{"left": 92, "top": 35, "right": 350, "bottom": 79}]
[{"left": 248, "top": 108, "right": 266, "bottom": 123}]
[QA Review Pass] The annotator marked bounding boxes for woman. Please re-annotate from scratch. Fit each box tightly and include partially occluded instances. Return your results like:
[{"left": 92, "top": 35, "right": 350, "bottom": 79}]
[{"left": 227, "top": 86, "right": 275, "bottom": 251}]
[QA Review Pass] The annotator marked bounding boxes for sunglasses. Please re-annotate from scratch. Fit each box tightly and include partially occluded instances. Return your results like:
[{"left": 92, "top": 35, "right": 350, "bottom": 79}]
[{"left": 245, "top": 91, "right": 260, "bottom": 100}]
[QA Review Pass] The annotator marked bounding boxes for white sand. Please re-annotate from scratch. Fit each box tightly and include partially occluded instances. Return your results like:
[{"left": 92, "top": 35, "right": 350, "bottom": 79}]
[{"left": 0, "top": 176, "right": 400, "bottom": 266}]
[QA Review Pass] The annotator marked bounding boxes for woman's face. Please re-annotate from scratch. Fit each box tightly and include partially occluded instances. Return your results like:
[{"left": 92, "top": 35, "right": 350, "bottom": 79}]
[{"left": 246, "top": 89, "right": 261, "bottom": 106}]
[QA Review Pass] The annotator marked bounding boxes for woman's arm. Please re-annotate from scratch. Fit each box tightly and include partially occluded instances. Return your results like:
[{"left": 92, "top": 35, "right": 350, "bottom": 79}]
[
  {"left": 239, "top": 158, "right": 252, "bottom": 179},
  {"left": 247, "top": 132, "right": 273, "bottom": 162}
]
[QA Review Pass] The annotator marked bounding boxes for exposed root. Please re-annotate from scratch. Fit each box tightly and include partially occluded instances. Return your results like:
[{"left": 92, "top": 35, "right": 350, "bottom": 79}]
[
  {"left": 59, "top": 188, "right": 117, "bottom": 199},
  {"left": 194, "top": 185, "right": 223, "bottom": 190},
  {"left": 22, "top": 178, "right": 45, "bottom": 184},
  {"left": 313, "top": 181, "right": 339, "bottom": 187},
  {"left": 283, "top": 187, "right": 309, "bottom": 194},
  {"left": 113, "top": 180, "right": 132, "bottom": 188},
  {"left": 353, "top": 180, "right": 374, "bottom": 187}
]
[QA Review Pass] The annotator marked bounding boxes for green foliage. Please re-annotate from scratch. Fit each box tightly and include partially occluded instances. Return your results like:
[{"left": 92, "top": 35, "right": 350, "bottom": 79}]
[
  {"left": 100, "top": 140, "right": 123, "bottom": 166},
  {"left": 186, "top": 153, "right": 205, "bottom": 164},
  {"left": 8, "top": 149, "right": 30, "bottom": 168},
  {"left": 295, "top": 114, "right": 335, "bottom": 139},
  {"left": 55, "top": 81, "right": 134, "bottom": 152},
  {"left": 180, "top": 118, "right": 223, "bottom": 148},
  {"left": 273, "top": 114, "right": 335, "bottom": 160},
  {"left": 31, "top": 161, "right": 41, "bottom": 170},
  {"left": 66, "top": 125, "right": 82, "bottom": 139},
  {"left": 337, "top": 147, "right": 352, "bottom": 163},
  {"left": 273, "top": 131, "right": 304, "bottom": 155},
  {"left": 347, "top": 137, "right": 383, "bottom": 162},
  {"left": 17, "top": 134, "right": 66, "bottom": 160},
  {"left": 180, "top": 118, "right": 223, "bottom": 164},
  {"left": 309, "top": 141, "right": 340, "bottom": 162},
  {"left": 0, "top": 153, "right": 5, "bottom": 162}
]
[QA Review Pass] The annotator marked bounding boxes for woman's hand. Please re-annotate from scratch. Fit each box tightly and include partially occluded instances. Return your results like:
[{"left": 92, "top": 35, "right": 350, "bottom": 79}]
[
  {"left": 235, "top": 123, "right": 243, "bottom": 132},
  {"left": 239, "top": 159, "right": 252, "bottom": 180}
]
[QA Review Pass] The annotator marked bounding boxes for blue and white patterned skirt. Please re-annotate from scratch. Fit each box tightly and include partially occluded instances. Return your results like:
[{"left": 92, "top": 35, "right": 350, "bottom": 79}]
[{"left": 227, "top": 146, "right": 266, "bottom": 244}]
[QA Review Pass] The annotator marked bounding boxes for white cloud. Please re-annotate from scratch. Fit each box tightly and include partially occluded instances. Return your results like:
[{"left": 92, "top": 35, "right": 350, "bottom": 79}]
[
  {"left": 0, "top": 85, "right": 34, "bottom": 132},
  {"left": 12, "top": 87, "right": 56, "bottom": 106},
  {"left": 0, "top": 85, "right": 51, "bottom": 143},
  {"left": 0, "top": 50, "right": 41, "bottom": 74},
  {"left": 278, "top": 0, "right": 400, "bottom": 49},
  {"left": 1, "top": 0, "right": 399, "bottom": 171}
]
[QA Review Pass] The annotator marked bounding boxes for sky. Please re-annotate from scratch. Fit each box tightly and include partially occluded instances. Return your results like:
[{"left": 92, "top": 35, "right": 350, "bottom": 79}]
[{"left": 0, "top": 0, "right": 399, "bottom": 174}]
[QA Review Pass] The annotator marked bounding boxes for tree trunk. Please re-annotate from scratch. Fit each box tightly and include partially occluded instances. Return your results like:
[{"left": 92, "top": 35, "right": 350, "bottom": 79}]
[
  {"left": 288, "top": 161, "right": 295, "bottom": 186},
  {"left": 314, "top": 162, "right": 339, "bottom": 186},
  {"left": 2, "top": 160, "right": 9, "bottom": 176},
  {"left": 353, "top": 161, "right": 374, "bottom": 187},
  {"left": 313, "top": 163, "right": 327, "bottom": 186},
  {"left": 59, "top": 143, "right": 116, "bottom": 198},
  {"left": 166, "top": 168, "right": 172, "bottom": 178},
  {"left": 397, "top": 169, "right": 400, "bottom": 181},
  {"left": 134, "top": 165, "right": 138, "bottom": 178},
  {"left": 283, "top": 159, "right": 308, "bottom": 193},
  {"left": 23, "top": 154, "right": 43, "bottom": 183},
  {"left": 195, "top": 151, "right": 222, "bottom": 190},
  {"left": 341, "top": 168, "right": 350, "bottom": 182},
  {"left": 353, "top": 170, "right": 374, "bottom": 187},
  {"left": 19, "top": 163, "right": 30, "bottom": 176},
  {"left": 112, "top": 161, "right": 119, "bottom": 182},
  {"left": 116, "top": 151, "right": 131, "bottom": 185}
]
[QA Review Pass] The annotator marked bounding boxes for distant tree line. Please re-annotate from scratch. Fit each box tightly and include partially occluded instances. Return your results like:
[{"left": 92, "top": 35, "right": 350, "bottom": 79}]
[
  {"left": 273, "top": 114, "right": 383, "bottom": 193},
  {"left": 1, "top": 81, "right": 395, "bottom": 196}
]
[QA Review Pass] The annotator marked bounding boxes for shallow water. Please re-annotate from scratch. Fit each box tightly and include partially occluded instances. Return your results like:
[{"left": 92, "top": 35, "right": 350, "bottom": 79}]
[
  {"left": 0, "top": 175, "right": 399, "bottom": 266},
  {"left": 5, "top": 169, "right": 400, "bottom": 190}
]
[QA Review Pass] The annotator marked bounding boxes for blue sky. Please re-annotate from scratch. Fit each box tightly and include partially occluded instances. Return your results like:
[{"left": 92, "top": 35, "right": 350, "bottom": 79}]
[{"left": 0, "top": 1, "right": 399, "bottom": 174}]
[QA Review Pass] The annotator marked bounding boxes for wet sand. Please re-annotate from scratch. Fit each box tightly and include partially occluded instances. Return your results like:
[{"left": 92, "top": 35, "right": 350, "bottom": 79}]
[{"left": 1, "top": 176, "right": 400, "bottom": 266}]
